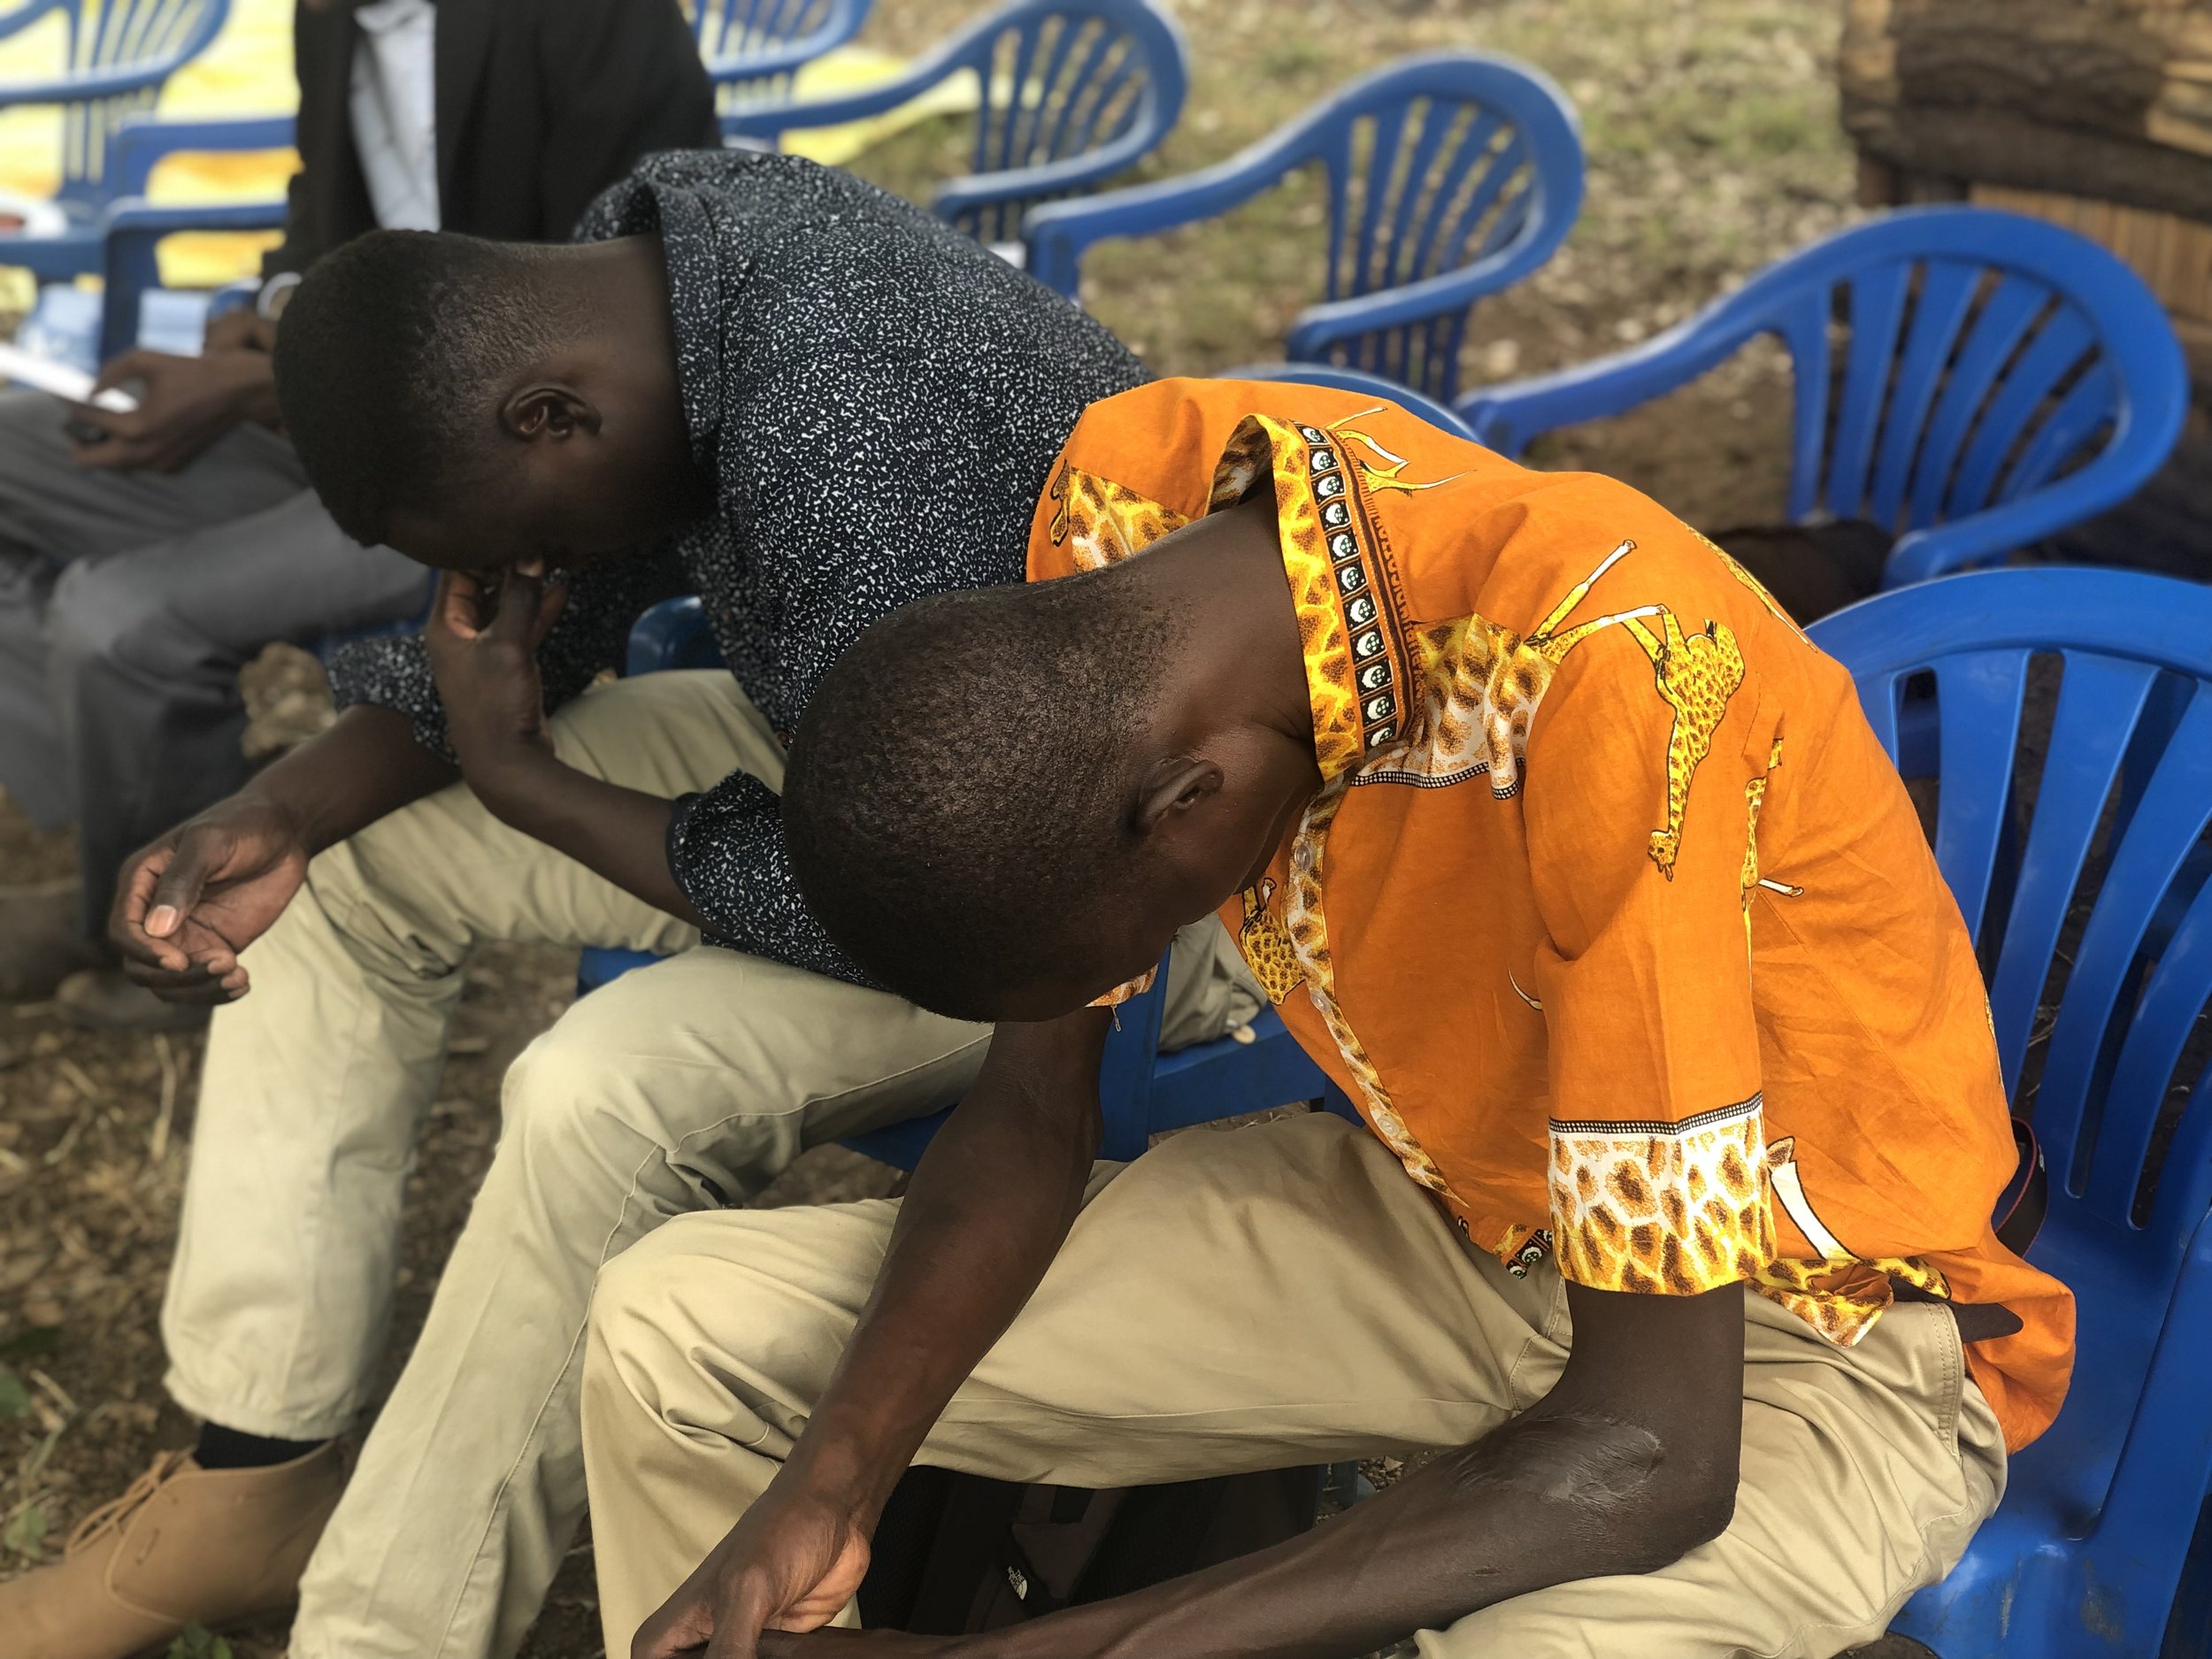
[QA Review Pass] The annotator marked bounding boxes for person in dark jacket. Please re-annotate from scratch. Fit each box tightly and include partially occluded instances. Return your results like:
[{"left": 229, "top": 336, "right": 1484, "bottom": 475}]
[{"left": 0, "top": 0, "right": 714, "bottom": 1032}]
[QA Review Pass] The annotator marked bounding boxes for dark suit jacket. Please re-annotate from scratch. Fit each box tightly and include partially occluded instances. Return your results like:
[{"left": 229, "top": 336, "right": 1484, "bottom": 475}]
[{"left": 265, "top": 0, "right": 718, "bottom": 275}]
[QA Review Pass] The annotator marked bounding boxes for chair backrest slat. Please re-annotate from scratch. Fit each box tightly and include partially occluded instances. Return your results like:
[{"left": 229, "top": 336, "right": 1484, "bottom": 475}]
[
  {"left": 2035, "top": 687, "right": 2212, "bottom": 1197},
  {"left": 926, "top": 0, "right": 1182, "bottom": 243},
  {"left": 1824, "top": 261, "right": 1915, "bottom": 522},
  {"left": 17, "top": 0, "right": 229, "bottom": 199},
  {"left": 1901, "top": 273, "right": 2050, "bottom": 529},
  {"left": 1946, "top": 303, "right": 2097, "bottom": 521},
  {"left": 1379, "top": 96, "right": 1465, "bottom": 293},
  {"left": 2090, "top": 872, "right": 2212, "bottom": 1218},
  {"left": 1400, "top": 105, "right": 1498, "bottom": 286},
  {"left": 1930, "top": 646, "right": 2032, "bottom": 940},
  {"left": 1306, "top": 64, "right": 1570, "bottom": 400},
  {"left": 1985, "top": 651, "right": 2160, "bottom": 1091},
  {"left": 2000, "top": 361, "right": 2115, "bottom": 507},
  {"left": 1779, "top": 291, "right": 1833, "bottom": 521},
  {"left": 1810, "top": 569, "right": 2212, "bottom": 1296},
  {"left": 1865, "top": 258, "right": 1983, "bottom": 527}
]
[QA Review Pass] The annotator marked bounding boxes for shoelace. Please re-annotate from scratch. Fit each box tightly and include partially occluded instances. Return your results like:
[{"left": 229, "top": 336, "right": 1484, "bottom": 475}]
[{"left": 65, "top": 1449, "right": 192, "bottom": 1555}]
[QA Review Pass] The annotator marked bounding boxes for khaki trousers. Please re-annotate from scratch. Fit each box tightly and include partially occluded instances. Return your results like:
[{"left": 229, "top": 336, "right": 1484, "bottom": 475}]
[
  {"left": 584, "top": 1113, "right": 2005, "bottom": 1659},
  {"left": 160, "top": 666, "right": 1263, "bottom": 1659}
]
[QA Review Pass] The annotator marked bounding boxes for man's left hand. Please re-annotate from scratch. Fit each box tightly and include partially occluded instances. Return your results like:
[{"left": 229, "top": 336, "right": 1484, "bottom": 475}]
[
  {"left": 65, "top": 348, "right": 280, "bottom": 472},
  {"left": 425, "top": 564, "right": 569, "bottom": 794}
]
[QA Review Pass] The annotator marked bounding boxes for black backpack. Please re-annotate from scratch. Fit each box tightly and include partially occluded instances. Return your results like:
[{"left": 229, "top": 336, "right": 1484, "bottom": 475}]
[{"left": 859, "top": 1463, "right": 1327, "bottom": 1632}]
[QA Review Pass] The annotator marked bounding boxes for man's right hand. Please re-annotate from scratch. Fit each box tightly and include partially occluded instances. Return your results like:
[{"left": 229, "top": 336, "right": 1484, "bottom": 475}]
[
  {"left": 634, "top": 1477, "right": 874, "bottom": 1659},
  {"left": 109, "top": 797, "right": 311, "bottom": 1003},
  {"left": 66, "top": 348, "right": 280, "bottom": 473}
]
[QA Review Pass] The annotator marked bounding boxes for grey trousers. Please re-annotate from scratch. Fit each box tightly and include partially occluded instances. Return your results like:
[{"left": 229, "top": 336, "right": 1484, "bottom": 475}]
[{"left": 0, "top": 390, "right": 429, "bottom": 930}]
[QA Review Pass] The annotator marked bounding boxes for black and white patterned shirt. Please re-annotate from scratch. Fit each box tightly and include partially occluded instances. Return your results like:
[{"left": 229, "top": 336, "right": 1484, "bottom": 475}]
[{"left": 326, "top": 149, "right": 1145, "bottom": 981}]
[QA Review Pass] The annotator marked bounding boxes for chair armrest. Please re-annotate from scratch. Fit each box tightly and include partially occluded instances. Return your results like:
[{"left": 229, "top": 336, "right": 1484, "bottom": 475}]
[
  {"left": 1884, "top": 386, "right": 2189, "bottom": 587},
  {"left": 933, "top": 118, "right": 1164, "bottom": 229},
  {"left": 1022, "top": 131, "right": 1310, "bottom": 299},
  {"left": 0, "top": 58, "right": 178, "bottom": 110},
  {"left": 705, "top": 37, "right": 834, "bottom": 87},
  {"left": 1287, "top": 249, "right": 1556, "bottom": 357},
  {"left": 1455, "top": 312, "right": 1755, "bottom": 457},
  {"left": 107, "top": 113, "right": 296, "bottom": 198},
  {"left": 100, "top": 196, "right": 290, "bottom": 361},
  {"left": 719, "top": 54, "right": 953, "bottom": 143},
  {"left": 103, "top": 196, "right": 289, "bottom": 240}
]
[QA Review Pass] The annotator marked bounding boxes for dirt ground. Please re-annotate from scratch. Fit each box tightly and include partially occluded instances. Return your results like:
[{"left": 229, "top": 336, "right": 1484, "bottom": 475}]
[{"left": 0, "top": 3, "right": 1946, "bottom": 1656}]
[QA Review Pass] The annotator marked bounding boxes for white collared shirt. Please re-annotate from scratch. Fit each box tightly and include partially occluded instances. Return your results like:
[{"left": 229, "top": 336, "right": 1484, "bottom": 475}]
[{"left": 350, "top": 0, "right": 440, "bottom": 232}]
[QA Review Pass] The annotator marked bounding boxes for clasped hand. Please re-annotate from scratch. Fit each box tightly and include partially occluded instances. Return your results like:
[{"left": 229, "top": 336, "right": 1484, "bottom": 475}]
[{"left": 423, "top": 562, "right": 568, "bottom": 800}]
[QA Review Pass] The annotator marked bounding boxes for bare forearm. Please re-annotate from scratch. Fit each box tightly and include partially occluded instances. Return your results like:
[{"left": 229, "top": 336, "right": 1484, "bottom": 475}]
[
  {"left": 793, "top": 1014, "right": 1111, "bottom": 1517},
  {"left": 244, "top": 704, "right": 456, "bottom": 853},
  {"left": 972, "top": 1409, "right": 1723, "bottom": 1659},
  {"left": 465, "top": 752, "right": 704, "bottom": 927}
]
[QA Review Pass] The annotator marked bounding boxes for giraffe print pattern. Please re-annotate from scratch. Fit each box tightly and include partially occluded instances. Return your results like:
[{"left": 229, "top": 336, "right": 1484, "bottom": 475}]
[
  {"left": 1548, "top": 1099, "right": 1778, "bottom": 1295},
  {"left": 1740, "top": 735, "right": 1801, "bottom": 956},
  {"left": 1612, "top": 611, "right": 1747, "bottom": 879},
  {"left": 1048, "top": 462, "right": 1192, "bottom": 572},
  {"left": 1236, "top": 879, "right": 1304, "bottom": 1006},
  {"left": 1281, "top": 778, "right": 1455, "bottom": 1197}
]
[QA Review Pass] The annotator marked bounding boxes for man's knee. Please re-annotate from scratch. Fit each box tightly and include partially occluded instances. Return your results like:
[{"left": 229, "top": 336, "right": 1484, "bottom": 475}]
[
  {"left": 585, "top": 1214, "right": 769, "bottom": 1416},
  {"left": 46, "top": 557, "right": 170, "bottom": 676}
]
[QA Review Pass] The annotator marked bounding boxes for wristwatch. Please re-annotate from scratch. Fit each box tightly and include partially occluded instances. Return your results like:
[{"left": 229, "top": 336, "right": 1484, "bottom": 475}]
[{"left": 257, "top": 271, "right": 304, "bottom": 320}]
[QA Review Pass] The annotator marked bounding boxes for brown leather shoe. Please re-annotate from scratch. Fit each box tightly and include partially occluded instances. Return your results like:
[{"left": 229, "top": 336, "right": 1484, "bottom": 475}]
[
  {"left": 0, "top": 882, "right": 104, "bottom": 1003},
  {"left": 0, "top": 1443, "right": 346, "bottom": 1659}
]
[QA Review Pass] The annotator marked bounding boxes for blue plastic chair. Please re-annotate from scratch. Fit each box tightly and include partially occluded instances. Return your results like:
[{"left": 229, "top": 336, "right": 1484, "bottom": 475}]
[
  {"left": 1463, "top": 208, "right": 2190, "bottom": 591},
  {"left": 720, "top": 0, "right": 1187, "bottom": 246},
  {"left": 691, "top": 0, "right": 871, "bottom": 109},
  {"left": 1806, "top": 566, "right": 2212, "bottom": 1655},
  {"left": 94, "top": 111, "right": 294, "bottom": 360},
  {"left": 0, "top": 0, "right": 234, "bottom": 280},
  {"left": 1025, "top": 52, "right": 1582, "bottom": 403}
]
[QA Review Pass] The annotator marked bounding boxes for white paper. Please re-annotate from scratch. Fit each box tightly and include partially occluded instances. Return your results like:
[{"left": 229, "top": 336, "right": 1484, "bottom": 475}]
[{"left": 0, "top": 343, "right": 139, "bottom": 412}]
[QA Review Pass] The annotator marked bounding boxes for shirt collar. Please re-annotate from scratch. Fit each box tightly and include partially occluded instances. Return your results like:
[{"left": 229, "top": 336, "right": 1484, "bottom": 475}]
[
  {"left": 586, "top": 174, "right": 723, "bottom": 470},
  {"left": 1203, "top": 412, "right": 1412, "bottom": 787}
]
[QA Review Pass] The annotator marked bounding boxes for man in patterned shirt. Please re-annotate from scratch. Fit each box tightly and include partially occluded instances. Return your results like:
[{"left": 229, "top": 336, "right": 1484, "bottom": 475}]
[
  {"left": 29, "top": 156, "right": 1258, "bottom": 1659},
  {"left": 581, "top": 377, "right": 2073, "bottom": 1659}
]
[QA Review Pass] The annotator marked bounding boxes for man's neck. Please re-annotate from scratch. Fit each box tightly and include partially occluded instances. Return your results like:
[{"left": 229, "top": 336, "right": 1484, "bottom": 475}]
[
  {"left": 572, "top": 234, "right": 716, "bottom": 524},
  {"left": 1146, "top": 494, "right": 1316, "bottom": 754}
]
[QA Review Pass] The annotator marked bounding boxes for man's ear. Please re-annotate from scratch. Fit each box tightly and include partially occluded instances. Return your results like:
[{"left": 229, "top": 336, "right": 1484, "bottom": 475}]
[
  {"left": 1134, "top": 755, "right": 1224, "bottom": 836},
  {"left": 501, "top": 384, "right": 601, "bottom": 445}
]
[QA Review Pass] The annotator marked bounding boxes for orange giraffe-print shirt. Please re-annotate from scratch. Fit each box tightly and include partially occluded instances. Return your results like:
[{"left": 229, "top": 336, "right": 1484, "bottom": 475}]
[{"left": 1027, "top": 378, "right": 2074, "bottom": 1454}]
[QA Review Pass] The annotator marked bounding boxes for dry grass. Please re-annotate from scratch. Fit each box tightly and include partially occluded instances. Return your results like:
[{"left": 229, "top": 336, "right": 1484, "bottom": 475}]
[{"left": 0, "top": 3, "right": 1883, "bottom": 1655}]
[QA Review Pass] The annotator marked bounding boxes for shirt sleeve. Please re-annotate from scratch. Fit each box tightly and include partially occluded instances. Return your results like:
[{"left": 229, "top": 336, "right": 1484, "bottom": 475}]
[
  {"left": 666, "top": 772, "right": 875, "bottom": 987},
  {"left": 1521, "top": 615, "right": 1777, "bottom": 1298},
  {"left": 326, "top": 547, "right": 688, "bottom": 762}
]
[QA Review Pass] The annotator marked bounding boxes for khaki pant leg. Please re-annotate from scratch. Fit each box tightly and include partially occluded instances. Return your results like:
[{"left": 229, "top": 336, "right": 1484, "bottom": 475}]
[
  {"left": 1156, "top": 917, "right": 1263, "bottom": 1054},
  {"left": 291, "top": 947, "right": 987, "bottom": 1659},
  {"left": 165, "top": 671, "right": 779, "bottom": 1439},
  {"left": 1422, "top": 1296, "right": 2006, "bottom": 1659},
  {"left": 583, "top": 1114, "right": 1555, "bottom": 1654},
  {"left": 587, "top": 1110, "right": 2008, "bottom": 1659}
]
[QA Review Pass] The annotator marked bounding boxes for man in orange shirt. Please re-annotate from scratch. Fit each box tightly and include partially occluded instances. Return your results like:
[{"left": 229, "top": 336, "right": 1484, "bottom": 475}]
[{"left": 578, "top": 379, "right": 2072, "bottom": 1659}]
